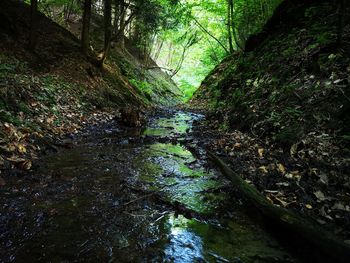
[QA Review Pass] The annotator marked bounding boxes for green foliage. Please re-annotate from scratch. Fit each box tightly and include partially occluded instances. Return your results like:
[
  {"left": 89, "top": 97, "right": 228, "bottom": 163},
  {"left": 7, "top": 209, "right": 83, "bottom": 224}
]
[
  {"left": 178, "top": 79, "right": 196, "bottom": 102},
  {"left": 231, "top": 0, "right": 283, "bottom": 46},
  {"left": 129, "top": 79, "right": 153, "bottom": 100},
  {"left": 24, "top": 0, "right": 286, "bottom": 103}
]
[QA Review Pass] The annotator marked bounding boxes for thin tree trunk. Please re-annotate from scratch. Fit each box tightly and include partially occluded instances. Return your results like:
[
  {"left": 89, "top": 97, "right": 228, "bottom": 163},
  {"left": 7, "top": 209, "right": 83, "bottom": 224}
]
[
  {"left": 230, "top": 0, "right": 244, "bottom": 51},
  {"left": 98, "top": 0, "right": 112, "bottom": 66},
  {"left": 118, "top": 0, "right": 126, "bottom": 48},
  {"left": 227, "top": 0, "right": 234, "bottom": 53},
  {"left": 81, "top": 0, "right": 92, "bottom": 55},
  {"left": 153, "top": 39, "right": 164, "bottom": 61},
  {"left": 66, "top": 0, "right": 75, "bottom": 21},
  {"left": 192, "top": 16, "right": 229, "bottom": 54},
  {"left": 29, "top": 0, "right": 38, "bottom": 50},
  {"left": 166, "top": 43, "right": 172, "bottom": 67}
]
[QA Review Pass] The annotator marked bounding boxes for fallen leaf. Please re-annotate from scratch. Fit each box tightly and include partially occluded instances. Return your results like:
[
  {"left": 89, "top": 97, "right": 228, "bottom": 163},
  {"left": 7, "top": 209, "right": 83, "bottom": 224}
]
[
  {"left": 290, "top": 143, "right": 298, "bottom": 157},
  {"left": 233, "top": 143, "right": 241, "bottom": 149},
  {"left": 273, "top": 196, "right": 289, "bottom": 207},
  {"left": 285, "top": 171, "right": 301, "bottom": 181},
  {"left": 277, "top": 163, "right": 286, "bottom": 174},
  {"left": 314, "top": 190, "right": 326, "bottom": 201},
  {"left": 333, "top": 79, "right": 343, "bottom": 84},
  {"left": 332, "top": 202, "right": 350, "bottom": 212},
  {"left": 258, "top": 148, "right": 265, "bottom": 157},
  {"left": 0, "top": 144, "right": 16, "bottom": 153},
  {"left": 318, "top": 173, "right": 329, "bottom": 185},
  {"left": 259, "top": 166, "right": 268, "bottom": 173},
  {"left": 17, "top": 144, "right": 27, "bottom": 153},
  {"left": 317, "top": 219, "right": 326, "bottom": 225},
  {"left": 305, "top": 204, "right": 313, "bottom": 209},
  {"left": 20, "top": 160, "right": 32, "bottom": 170},
  {"left": 0, "top": 177, "right": 5, "bottom": 186},
  {"left": 6, "top": 156, "right": 26, "bottom": 163}
]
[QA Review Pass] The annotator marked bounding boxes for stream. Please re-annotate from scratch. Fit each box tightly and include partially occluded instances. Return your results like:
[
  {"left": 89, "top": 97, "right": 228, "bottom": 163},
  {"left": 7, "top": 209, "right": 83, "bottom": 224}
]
[{"left": 0, "top": 110, "right": 298, "bottom": 262}]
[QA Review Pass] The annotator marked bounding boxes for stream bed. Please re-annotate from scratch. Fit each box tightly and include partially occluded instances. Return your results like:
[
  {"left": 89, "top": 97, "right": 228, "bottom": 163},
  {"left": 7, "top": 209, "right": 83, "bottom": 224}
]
[{"left": 0, "top": 110, "right": 298, "bottom": 262}]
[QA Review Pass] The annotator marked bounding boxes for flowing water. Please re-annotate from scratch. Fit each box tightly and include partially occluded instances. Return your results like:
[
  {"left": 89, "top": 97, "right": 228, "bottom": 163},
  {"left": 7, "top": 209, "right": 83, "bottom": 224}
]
[{"left": 0, "top": 110, "right": 298, "bottom": 262}]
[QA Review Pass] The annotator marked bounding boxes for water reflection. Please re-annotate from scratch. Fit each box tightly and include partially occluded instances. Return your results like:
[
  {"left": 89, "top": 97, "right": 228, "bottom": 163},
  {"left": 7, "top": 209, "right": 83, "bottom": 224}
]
[
  {"left": 133, "top": 143, "right": 226, "bottom": 214},
  {"left": 164, "top": 214, "right": 204, "bottom": 263},
  {"left": 0, "top": 111, "right": 297, "bottom": 263},
  {"left": 143, "top": 112, "right": 202, "bottom": 137}
]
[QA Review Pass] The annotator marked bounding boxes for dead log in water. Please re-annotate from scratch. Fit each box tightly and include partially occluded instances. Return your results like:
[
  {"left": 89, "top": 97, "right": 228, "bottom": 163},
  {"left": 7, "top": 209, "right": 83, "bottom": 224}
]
[{"left": 208, "top": 151, "right": 350, "bottom": 263}]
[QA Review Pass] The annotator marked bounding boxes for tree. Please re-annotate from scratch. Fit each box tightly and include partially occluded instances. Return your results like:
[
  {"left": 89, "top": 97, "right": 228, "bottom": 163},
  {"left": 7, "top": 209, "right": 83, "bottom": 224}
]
[
  {"left": 171, "top": 30, "right": 201, "bottom": 77},
  {"left": 97, "top": 0, "right": 112, "bottom": 66},
  {"left": 81, "top": 0, "right": 92, "bottom": 55},
  {"left": 227, "top": 0, "right": 234, "bottom": 53},
  {"left": 29, "top": 0, "right": 38, "bottom": 50}
]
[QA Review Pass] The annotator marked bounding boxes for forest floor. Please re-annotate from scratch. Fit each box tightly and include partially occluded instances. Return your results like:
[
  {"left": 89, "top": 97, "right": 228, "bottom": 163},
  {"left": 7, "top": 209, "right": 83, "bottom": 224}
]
[
  {"left": 186, "top": 108, "right": 350, "bottom": 243},
  {"left": 1, "top": 0, "right": 349, "bottom": 260},
  {"left": 190, "top": 0, "right": 350, "bottom": 243},
  {"left": 0, "top": 0, "right": 181, "bottom": 182}
]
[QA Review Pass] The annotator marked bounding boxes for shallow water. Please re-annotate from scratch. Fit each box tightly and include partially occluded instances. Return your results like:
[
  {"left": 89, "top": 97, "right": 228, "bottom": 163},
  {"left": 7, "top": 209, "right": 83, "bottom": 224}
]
[{"left": 0, "top": 110, "right": 298, "bottom": 262}]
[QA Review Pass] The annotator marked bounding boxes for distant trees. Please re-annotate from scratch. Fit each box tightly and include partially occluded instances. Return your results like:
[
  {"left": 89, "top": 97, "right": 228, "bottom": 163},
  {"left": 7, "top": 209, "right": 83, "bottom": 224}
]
[
  {"left": 26, "top": 0, "right": 287, "bottom": 67},
  {"left": 226, "top": 0, "right": 282, "bottom": 51}
]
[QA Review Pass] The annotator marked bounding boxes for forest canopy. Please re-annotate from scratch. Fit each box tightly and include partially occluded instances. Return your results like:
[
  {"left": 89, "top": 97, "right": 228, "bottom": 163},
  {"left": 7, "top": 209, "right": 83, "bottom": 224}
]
[{"left": 27, "top": 0, "right": 283, "bottom": 100}]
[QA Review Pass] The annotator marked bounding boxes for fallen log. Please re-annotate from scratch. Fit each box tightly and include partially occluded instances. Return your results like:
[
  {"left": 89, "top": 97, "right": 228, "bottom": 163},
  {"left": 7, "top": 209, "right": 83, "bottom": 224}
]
[{"left": 208, "top": 151, "right": 350, "bottom": 263}]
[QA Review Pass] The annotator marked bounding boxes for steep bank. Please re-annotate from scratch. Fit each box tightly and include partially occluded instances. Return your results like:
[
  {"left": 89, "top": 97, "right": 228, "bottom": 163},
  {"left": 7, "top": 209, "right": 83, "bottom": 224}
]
[
  {"left": 0, "top": 0, "right": 181, "bottom": 175},
  {"left": 192, "top": 0, "right": 350, "bottom": 239}
]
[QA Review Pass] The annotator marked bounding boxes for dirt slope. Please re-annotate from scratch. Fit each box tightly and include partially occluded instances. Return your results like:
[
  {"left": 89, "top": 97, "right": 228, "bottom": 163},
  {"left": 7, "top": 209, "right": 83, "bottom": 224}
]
[
  {"left": 0, "top": 0, "right": 181, "bottom": 176},
  {"left": 192, "top": 0, "right": 350, "bottom": 239}
]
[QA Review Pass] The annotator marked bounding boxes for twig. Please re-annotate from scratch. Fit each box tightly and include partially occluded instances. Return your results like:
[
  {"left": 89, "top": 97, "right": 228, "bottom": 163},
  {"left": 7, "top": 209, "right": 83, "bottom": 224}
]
[{"left": 121, "top": 193, "right": 155, "bottom": 207}]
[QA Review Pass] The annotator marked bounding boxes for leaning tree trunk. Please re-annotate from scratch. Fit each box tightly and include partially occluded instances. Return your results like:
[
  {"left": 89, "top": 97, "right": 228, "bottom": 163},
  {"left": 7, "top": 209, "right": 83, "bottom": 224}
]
[
  {"left": 208, "top": 152, "right": 350, "bottom": 263},
  {"left": 81, "top": 0, "right": 92, "bottom": 55},
  {"left": 29, "top": 0, "right": 38, "bottom": 50}
]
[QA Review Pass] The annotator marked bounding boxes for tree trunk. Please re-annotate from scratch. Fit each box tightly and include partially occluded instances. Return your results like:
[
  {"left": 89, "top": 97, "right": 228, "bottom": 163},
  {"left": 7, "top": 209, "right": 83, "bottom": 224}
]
[
  {"left": 153, "top": 38, "right": 164, "bottom": 61},
  {"left": 208, "top": 152, "right": 350, "bottom": 263},
  {"left": 118, "top": 0, "right": 126, "bottom": 49},
  {"left": 230, "top": 0, "right": 244, "bottom": 51},
  {"left": 98, "top": 0, "right": 112, "bottom": 66},
  {"left": 227, "top": 0, "right": 234, "bottom": 53},
  {"left": 81, "top": 0, "right": 92, "bottom": 55},
  {"left": 29, "top": 0, "right": 38, "bottom": 50}
]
